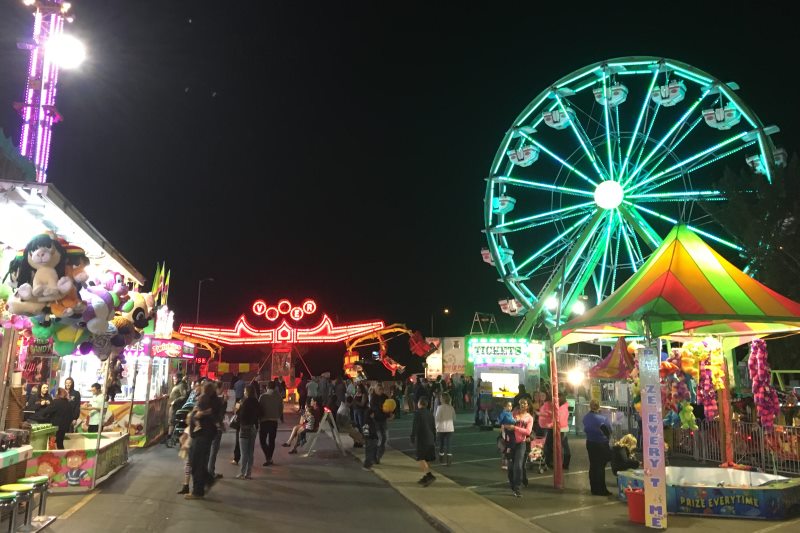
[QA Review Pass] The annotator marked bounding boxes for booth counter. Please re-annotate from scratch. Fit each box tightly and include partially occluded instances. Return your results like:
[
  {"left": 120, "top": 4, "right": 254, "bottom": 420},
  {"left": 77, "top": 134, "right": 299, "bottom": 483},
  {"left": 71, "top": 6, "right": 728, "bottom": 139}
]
[{"left": 25, "top": 432, "right": 128, "bottom": 492}]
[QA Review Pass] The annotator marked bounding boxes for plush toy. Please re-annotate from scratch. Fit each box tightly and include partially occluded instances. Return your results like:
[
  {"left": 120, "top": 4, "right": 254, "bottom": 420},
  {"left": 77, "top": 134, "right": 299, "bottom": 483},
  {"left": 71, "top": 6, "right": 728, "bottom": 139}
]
[
  {"left": 110, "top": 315, "right": 141, "bottom": 348},
  {"left": 697, "top": 355, "right": 718, "bottom": 419},
  {"left": 80, "top": 286, "right": 118, "bottom": 335},
  {"left": 679, "top": 401, "right": 698, "bottom": 430},
  {"left": 51, "top": 321, "right": 91, "bottom": 356},
  {"left": 16, "top": 233, "right": 72, "bottom": 303},
  {"left": 31, "top": 318, "right": 56, "bottom": 342},
  {"left": 120, "top": 292, "right": 151, "bottom": 330},
  {"left": 748, "top": 339, "right": 780, "bottom": 431},
  {"left": 659, "top": 361, "right": 679, "bottom": 379},
  {"left": 50, "top": 244, "right": 90, "bottom": 318}
]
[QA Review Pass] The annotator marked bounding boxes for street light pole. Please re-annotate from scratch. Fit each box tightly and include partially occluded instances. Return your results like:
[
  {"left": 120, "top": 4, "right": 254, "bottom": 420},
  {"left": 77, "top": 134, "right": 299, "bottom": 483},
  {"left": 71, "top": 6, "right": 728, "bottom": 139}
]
[
  {"left": 431, "top": 308, "right": 450, "bottom": 337},
  {"left": 195, "top": 278, "right": 214, "bottom": 324}
]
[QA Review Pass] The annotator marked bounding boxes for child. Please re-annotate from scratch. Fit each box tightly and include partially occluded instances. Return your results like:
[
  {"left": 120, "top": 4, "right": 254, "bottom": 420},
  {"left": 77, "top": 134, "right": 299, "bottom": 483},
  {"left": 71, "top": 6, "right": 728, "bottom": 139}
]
[
  {"left": 411, "top": 397, "right": 437, "bottom": 486},
  {"left": 497, "top": 401, "right": 515, "bottom": 470},
  {"left": 362, "top": 408, "right": 379, "bottom": 470}
]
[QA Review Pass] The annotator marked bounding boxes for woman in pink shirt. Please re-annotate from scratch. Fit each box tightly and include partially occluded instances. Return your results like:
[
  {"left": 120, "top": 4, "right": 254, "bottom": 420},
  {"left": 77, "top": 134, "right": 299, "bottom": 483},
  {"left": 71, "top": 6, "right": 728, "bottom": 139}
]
[{"left": 503, "top": 398, "right": 533, "bottom": 498}]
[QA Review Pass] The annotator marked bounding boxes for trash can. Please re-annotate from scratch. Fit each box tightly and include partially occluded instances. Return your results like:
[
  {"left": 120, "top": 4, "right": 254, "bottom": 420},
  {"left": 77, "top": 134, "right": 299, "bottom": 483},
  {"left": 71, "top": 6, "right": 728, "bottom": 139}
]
[
  {"left": 625, "top": 488, "right": 645, "bottom": 524},
  {"left": 29, "top": 424, "right": 57, "bottom": 451}
]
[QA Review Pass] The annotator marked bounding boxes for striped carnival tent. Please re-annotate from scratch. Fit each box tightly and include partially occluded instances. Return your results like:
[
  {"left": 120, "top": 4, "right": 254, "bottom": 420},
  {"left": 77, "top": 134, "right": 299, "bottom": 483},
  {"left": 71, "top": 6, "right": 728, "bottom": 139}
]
[
  {"left": 554, "top": 224, "right": 800, "bottom": 348},
  {"left": 587, "top": 337, "right": 635, "bottom": 379}
]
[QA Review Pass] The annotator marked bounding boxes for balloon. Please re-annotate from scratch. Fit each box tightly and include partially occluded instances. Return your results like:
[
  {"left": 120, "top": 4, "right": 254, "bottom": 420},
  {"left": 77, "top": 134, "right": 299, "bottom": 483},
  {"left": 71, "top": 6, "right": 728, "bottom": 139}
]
[{"left": 382, "top": 398, "right": 396, "bottom": 414}]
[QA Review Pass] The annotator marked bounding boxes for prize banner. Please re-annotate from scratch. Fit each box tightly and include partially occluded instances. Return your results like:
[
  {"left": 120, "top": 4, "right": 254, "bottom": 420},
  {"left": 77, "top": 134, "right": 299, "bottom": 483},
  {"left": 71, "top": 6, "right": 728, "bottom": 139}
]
[{"left": 639, "top": 347, "right": 667, "bottom": 529}]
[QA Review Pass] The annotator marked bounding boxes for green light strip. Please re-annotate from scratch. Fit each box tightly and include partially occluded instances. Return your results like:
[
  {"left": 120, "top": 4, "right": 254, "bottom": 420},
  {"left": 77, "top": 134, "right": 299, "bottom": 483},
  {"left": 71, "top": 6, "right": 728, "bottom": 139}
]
[
  {"left": 627, "top": 190, "right": 721, "bottom": 199},
  {"left": 556, "top": 66, "right": 600, "bottom": 90},
  {"left": 627, "top": 202, "right": 743, "bottom": 251},
  {"left": 717, "top": 84, "right": 756, "bottom": 129},
  {"left": 493, "top": 176, "right": 594, "bottom": 198},
  {"left": 611, "top": 223, "right": 623, "bottom": 291},
  {"left": 520, "top": 132, "right": 598, "bottom": 187},
  {"left": 515, "top": 212, "right": 593, "bottom": 271},
  {"left": 665, "top": 63, "right": 713, "bottom": 85},
  {"left": 683, "top": 141, "right": 755, "bottom": 176},
  {"left": 637, "top": 115, "right": 704, "bottom": 182},
  {"left": 619, "top": 213, "right": 639, "bottom": 273},
  {"left": 608, "top": 61, "right": 656, "bottom": 67},
  {"left": 756, "top": 134, "right": 773, "bottom": 185},
  {"left": 630, "top": 131, "right": 748, "bottom": 192},
  {"left": 625, "top": 89, "right": 711, "bottom": 187},
  {"left": 602, "top": 71, "right": 614, "bottom": 181},
  {"left": 495, "top": 201, "right": 595, "bottom": 228},
  {"left": 555, "top": 94, "right": 608, "bottom": 181},
  {"left": 620, "top": 69, "right": 660, "bottom": 178}
]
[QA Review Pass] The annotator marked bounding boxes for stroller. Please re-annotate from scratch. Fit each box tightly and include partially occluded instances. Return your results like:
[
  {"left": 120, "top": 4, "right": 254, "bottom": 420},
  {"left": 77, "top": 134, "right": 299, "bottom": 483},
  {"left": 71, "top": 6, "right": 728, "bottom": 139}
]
[
  {"left": 166, "top": 401, "right": 192, "bottom": 448},
  {"left": 528, "top": 436, "right": 548, "bottom": 474}
]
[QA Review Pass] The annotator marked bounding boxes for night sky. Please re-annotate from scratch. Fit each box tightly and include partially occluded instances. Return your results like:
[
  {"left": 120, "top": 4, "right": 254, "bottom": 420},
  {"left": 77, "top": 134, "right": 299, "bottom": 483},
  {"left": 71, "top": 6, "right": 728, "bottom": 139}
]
[{"left": 1, "top": 2, "right": 798, "bottom": 371}]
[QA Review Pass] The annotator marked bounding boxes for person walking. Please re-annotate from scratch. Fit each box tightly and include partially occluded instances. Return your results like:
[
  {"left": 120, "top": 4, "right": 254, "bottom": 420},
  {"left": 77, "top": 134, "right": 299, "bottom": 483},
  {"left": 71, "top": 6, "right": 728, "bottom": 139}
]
[
  {"left": 235, "top": 384, "right": 261, "bottom": 480},
  {"left": 557, "top": 396, "right": 571, "bottom": 469},
  {"left": 369, "top": 383, "right": 391, "bottom": 464},
  {"left": 583, "top": 399, "right": 612, "bottom": 496},
  {"left": 168, "top": 374, "right": 189, "bottom": 443},
  {"left": 186, "top": 381, "right": 218, "bottom": 499},
  {"left": 503, "top": 398, "right": 533, "bottom": 498},
  {"left": 435, "top": 392, "right": 456, "bottom": 465},
  {"left": 306, "top": 377, "right": 319, "bottom": 407},
  {"left": 258, "top": 380, "right": 283, "bottom": 466},
  {"left": 362, "top": 408, "right": 379, "bottom": 470},
  {"left": 207, "top": 381, "right": 226, "bottom": 480},
  {"left": 411, "top": 397, "right": 437, "bottom": 486},
  {"left": 352, "top": 383, "right": 368, "bottom": 431}
]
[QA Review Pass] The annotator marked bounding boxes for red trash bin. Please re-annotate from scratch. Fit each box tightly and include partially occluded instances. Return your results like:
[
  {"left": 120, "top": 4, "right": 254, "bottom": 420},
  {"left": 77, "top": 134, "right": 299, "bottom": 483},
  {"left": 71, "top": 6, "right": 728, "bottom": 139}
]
[{"left": 625, "top": 488, "right": 645, "bottom": 524}]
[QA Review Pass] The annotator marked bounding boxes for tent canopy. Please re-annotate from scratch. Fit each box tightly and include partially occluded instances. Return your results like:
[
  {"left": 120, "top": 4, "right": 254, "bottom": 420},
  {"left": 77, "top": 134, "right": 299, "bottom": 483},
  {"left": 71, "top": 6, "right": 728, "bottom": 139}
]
[{"left": 554, "top": 225, "right": 800, "bottom": 347}]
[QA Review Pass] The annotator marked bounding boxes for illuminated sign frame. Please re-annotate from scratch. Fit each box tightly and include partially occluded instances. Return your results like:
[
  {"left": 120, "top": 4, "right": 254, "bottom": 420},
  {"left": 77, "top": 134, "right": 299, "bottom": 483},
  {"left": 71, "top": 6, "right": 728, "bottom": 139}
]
[
  {"left": 179, "top": 298, "right": 385, "bottom": 346},
  {"left": 467, "top": 336, "right": 544, "bottom": 367}
]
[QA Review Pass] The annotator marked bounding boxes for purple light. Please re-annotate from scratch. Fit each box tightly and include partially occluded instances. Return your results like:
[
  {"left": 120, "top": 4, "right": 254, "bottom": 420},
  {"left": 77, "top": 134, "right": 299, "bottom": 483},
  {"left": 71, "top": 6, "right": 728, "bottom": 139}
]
[{"left": 17, "top": 2, "right": 72, "bottom": 183}]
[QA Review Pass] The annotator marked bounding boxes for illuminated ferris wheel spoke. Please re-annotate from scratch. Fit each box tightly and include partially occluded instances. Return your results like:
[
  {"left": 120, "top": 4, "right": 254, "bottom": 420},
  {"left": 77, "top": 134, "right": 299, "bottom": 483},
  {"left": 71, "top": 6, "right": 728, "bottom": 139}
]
[
  {"left": 601, "top": 70, "right": 615, "bottom": 180},
  {"left": 514, "top": 212, "right": 595, "bottom": 271},
  {"left": 555, "top": 94, "right": 609, "bottom": 180},
  {"left": 620, "top": 69, "right": 660, "bottom": 177},
  {"left": 638, "top": 116, "right": 704, "bottom": 182},
  {"left": 619, "top": 204, "right": 665, "bottom": 250},
  {"left": 625, "top": 89, "right": 712, "bottom": 187},
  {"left": 495, "top": 207, "right": 595, "bottom": 235},
  {"left": 610, "top": 222, "right": 624, "bottom": 291},
  {"left": 522, "top": 240, "right": 574, "bottom": 277},
  {"left": 626, "top": 190, "right": 724, "bottom": 202},
  {"left": 630, "top": 203, "right": 743, "bottom": 251},
  {"left": 492, "top": 176, "right": 595, "bottom": 198},
  {"left": 519, "top": 132, "right": 599, "bottom": 187},
  {"left": 630, "top": 130, "right": 751, "bottom": 193},
  {"left": 595, "top": 214, "right": 618, "bottom": 302}
]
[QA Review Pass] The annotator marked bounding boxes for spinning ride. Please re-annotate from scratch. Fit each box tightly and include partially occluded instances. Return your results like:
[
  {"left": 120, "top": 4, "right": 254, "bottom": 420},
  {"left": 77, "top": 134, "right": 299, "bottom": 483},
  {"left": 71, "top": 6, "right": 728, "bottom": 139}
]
[
  {"left": 483, "top": 57, "right": 785, "bottom": 335},
  {"left": 344, "top": 326, "right": 436, "bottom": 378}
]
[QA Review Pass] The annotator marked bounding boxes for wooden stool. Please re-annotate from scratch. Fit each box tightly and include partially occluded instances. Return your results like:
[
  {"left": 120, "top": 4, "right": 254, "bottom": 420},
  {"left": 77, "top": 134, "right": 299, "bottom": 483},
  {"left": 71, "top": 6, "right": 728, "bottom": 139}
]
[
  {"left": 0, "top": 492, "right": 18, "bottom": 533},
  {"left": 17, "top": 477, "right": 49, "bottom": 518},
  {"left": 0, "top": 484, "right": 34, "bottom": 533}
]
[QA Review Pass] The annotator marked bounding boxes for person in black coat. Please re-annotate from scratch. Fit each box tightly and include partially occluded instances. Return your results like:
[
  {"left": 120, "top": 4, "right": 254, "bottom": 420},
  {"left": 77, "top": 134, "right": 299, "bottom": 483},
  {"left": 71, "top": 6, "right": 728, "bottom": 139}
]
[
  {"left": 33, "top": 388, "right": 74, "bottom": 449},
  {"left": 410, "top": 397, "right": 437, "bottom": 486},
  {"left": 64, "top": 377, "right": 82, "bottom": 430},
  {"left": 610, "top": 434, "right": 640, "bottom": 475}
]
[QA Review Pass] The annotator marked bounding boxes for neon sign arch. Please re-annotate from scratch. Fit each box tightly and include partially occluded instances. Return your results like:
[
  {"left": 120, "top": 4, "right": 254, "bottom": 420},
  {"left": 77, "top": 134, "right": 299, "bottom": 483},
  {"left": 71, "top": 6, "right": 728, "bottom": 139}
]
[{"left": 179, "top": 298, "right": 385, "bottom": 346}]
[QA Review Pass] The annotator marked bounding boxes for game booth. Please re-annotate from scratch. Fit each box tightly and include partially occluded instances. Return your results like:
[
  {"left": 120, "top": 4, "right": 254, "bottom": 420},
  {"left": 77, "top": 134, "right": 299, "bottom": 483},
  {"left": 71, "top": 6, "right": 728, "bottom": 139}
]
[{"left": 553, "top": 225, "right": 800, "bottom": 525}]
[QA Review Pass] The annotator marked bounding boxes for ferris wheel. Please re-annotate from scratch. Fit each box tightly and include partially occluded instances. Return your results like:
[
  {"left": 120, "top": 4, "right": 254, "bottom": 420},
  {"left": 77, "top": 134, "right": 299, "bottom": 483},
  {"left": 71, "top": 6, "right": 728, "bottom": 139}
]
[{"left": 483, "top": 57, "right": 785, "bottom": 335}]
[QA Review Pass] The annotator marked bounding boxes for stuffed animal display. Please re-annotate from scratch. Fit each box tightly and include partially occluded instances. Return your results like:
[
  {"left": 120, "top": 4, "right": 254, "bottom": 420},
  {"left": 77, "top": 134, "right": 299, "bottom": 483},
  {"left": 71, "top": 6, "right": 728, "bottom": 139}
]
[
  {"left": 748, "top": 339, "right": 780, "bottom": 431},
  {"left": 0, "top": 232, "right": 158, "bottom": 363}
]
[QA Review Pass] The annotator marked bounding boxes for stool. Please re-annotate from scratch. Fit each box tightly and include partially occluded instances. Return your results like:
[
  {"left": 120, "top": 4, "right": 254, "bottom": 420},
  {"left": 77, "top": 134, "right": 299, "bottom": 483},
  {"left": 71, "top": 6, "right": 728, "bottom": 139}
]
[
  {"left": 17, "top": 477, "right": 49, "bottom": 518},
  {"left": 0, "top": 492, "right": 18, "bottom": 533},
  {"left": 0, "top": 484, "right": 33, "bottom": 533}
]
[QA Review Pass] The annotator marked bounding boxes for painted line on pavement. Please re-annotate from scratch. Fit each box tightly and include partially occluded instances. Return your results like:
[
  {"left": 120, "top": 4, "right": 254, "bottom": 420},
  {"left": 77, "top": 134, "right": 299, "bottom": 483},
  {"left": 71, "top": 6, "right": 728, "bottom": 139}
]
[
  {"left": 753, "top": 518, "right": 800, "bottom": 533},
  {"left": 396, "top": 442, "right": 496, "bottom": 452},
  {"left": 449, "top": 457, "right": 501, "bottom": 465},
  {"left": 465, "top": 469, "right": 591, "bottom": 490},
  {"left": 526, "top": 501, "right": 618, "bottom": 520},
  {"left": 59, "top": 490, "right": 100, "bottom": 520}
]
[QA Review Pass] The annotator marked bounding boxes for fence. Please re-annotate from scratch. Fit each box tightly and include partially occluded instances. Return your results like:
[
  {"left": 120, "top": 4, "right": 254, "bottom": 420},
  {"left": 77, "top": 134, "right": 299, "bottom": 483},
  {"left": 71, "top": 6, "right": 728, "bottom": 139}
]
[{"left": 669, "top": 420, "right": 800, "bottom": 476}]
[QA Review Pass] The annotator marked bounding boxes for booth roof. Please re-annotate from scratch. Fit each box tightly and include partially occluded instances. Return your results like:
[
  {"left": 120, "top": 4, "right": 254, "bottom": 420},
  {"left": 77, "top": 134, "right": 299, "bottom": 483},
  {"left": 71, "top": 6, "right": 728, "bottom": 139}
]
[
  {"left": 554, "top": 224, "right": 800, "bottom": 347},
  {"left": 0, "top": 180, "right": 144, "bottom": 284}
]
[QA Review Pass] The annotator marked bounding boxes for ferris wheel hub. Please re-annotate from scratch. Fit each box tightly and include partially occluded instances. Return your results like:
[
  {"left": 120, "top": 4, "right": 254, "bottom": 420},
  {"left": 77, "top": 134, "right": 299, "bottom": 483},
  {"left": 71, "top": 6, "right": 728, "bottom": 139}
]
[{"left": 593, "top": 180, "right": 624, "bottom": 210}]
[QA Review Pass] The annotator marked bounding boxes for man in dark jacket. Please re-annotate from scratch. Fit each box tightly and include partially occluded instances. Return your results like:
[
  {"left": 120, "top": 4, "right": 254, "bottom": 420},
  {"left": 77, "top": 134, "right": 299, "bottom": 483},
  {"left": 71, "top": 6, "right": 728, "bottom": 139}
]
[
  {"left": 206, "top": 382, "right": 226, "bottom": 479},
  {"left": 258, "top": 381, "right": 283, "bottom": 466},
  {"left": 369, "top": 384, "right": 391, "bottom": 463},
  {"left": 411, "top": 396, "right": 437, "bottom": 486}
]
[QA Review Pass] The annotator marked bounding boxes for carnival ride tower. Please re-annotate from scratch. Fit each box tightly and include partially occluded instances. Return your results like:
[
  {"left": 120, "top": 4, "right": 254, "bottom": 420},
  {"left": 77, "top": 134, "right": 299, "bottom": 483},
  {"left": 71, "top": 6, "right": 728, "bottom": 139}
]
[{"left": 14, "top": 0, "right": 83, "bottom": 183}]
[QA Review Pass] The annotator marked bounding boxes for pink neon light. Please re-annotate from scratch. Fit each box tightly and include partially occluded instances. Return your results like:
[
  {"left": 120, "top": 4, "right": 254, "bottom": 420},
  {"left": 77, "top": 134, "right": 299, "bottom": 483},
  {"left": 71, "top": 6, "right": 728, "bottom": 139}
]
[
  {"left": 265, "top": 307, "right": 279, "bottom": 321},
  {"left": 178, "top": 315, "right": 386, "bottom": 346},
  {"left": 277, "top": 299, "right": 291, "bottom": 315},
  {"left": 252, "top": 300, "right": 267, "bottom": 315},
  {"left": 250, "top": 298, "right": 318, "bottom": 321}
]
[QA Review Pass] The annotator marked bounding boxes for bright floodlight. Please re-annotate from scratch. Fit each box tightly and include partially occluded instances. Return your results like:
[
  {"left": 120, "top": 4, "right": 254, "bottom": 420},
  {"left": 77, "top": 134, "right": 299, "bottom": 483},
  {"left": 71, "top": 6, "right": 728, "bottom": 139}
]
[
  {"left": 571, "top": 300, "right": 586, "bottom": 315},
  {"left": 545, "top": 296, "right": 558, "bottom": 311},
  {"left": 22, "top": 0, "right": 35, "bottom": 6},
  {"left": 567, "top": 368, "right": 584, "bottom": 387},
  {"left": 46, "top": 34, "right": 86, "bottom": 69},
  {"left": 593, "top": 180, "right": 624, "bottom": 210}
]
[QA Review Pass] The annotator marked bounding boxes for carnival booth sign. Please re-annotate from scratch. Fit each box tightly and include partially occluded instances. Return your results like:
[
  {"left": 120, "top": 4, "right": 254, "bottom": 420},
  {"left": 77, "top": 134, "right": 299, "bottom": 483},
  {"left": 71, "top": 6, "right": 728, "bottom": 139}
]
[{"left": 639, "top": 346, "right": 667, "bottom": 529}]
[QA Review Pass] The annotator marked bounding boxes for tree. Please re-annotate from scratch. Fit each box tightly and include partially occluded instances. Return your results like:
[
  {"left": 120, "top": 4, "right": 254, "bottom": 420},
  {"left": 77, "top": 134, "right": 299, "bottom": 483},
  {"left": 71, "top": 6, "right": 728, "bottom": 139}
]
[{"left": 707, "top": 153, "right": 800, "bottom": 370}]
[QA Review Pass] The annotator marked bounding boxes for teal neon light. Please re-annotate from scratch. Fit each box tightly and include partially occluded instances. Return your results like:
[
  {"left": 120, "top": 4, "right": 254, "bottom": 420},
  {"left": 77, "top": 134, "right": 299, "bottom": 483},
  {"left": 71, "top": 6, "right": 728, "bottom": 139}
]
[
  {"left": 493, "top": 176, "right": 594, "bottom": 198},
  {"left": 601, "top": 71, "right": 614, "bottom": 181},
  {"left": 620, "top": 69, "right": 659, "bottom": 178},
  {"left": 555, "top": 94, "right": 607, "bottom": 180},
  {"left": 520, "top": 133, "right": 598, "bottom": 187},
  {"left": 514, "top": 213, "right": 593, "bottom": 271}
]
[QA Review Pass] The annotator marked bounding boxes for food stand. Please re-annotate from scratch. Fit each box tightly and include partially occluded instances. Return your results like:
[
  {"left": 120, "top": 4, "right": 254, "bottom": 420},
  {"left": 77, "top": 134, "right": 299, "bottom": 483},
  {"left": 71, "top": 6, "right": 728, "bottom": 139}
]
[{"left": 57, "top": 335, "right": 195, "bottom": 447}]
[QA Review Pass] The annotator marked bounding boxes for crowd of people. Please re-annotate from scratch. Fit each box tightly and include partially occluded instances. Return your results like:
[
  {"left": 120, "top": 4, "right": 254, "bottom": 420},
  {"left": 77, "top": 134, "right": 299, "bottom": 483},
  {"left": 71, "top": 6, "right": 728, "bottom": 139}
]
[{"left": 167, "top": 371, "right": 641, "bottom": 501}]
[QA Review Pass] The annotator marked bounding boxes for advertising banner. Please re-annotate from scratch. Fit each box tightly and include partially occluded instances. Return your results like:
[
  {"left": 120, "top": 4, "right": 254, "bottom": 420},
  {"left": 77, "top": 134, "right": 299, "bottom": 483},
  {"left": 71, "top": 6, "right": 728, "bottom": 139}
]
[
  {"left": 442, "top": 337, "right": 465, "bottom": 375},
  {"left": 639, "top": 346, "right": 667, "bottom": 529}
]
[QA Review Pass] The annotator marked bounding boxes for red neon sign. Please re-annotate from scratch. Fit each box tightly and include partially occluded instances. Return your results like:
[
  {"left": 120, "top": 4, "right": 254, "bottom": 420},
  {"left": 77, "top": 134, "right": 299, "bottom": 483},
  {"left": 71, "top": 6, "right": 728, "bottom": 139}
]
[{"left": 179, "top": 298, "right": 385, "bottom": 346}]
